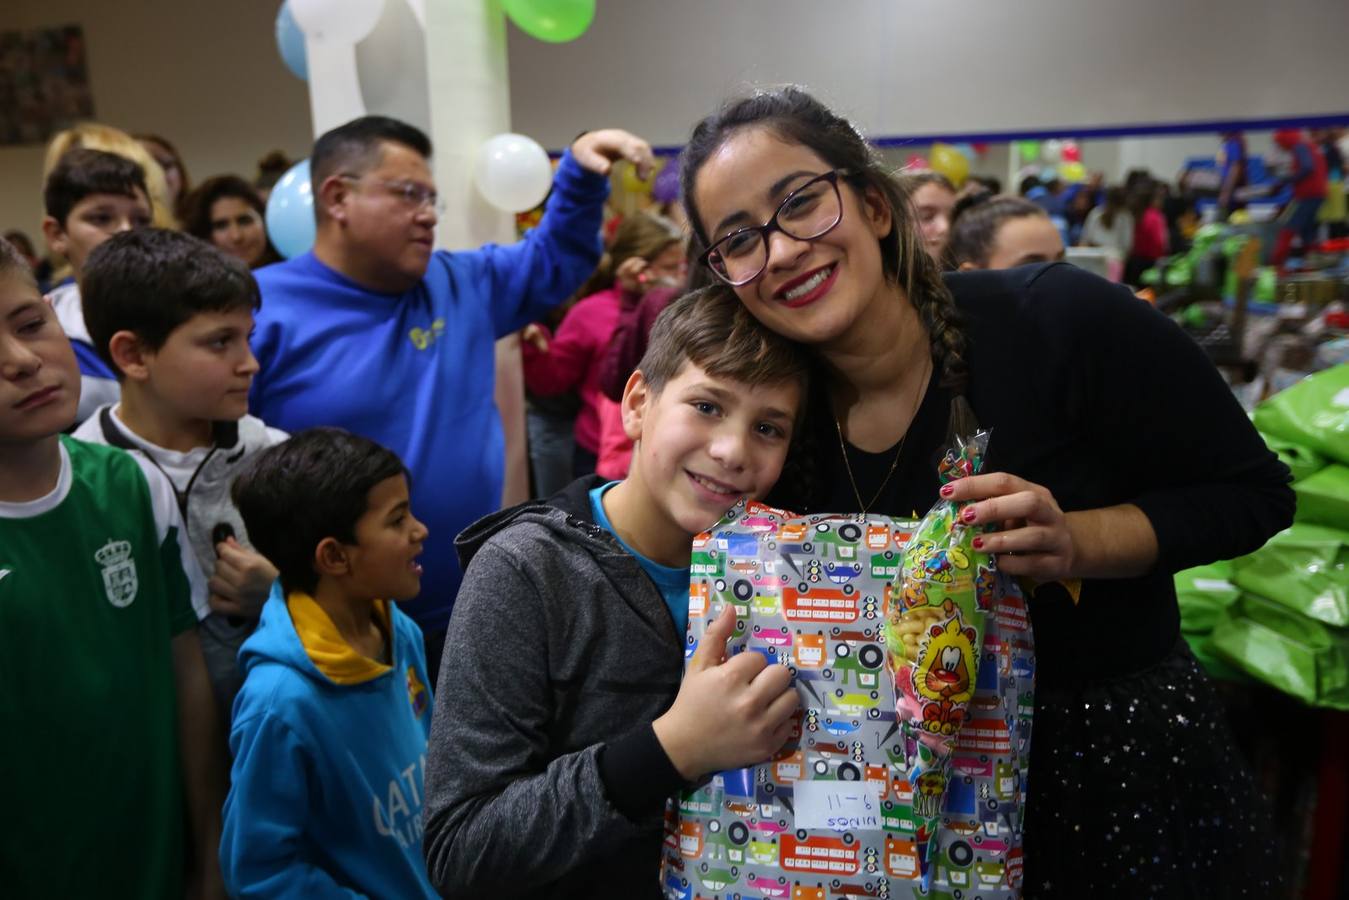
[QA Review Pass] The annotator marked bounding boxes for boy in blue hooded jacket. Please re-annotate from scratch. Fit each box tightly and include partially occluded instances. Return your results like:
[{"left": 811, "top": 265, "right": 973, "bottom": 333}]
[{"left": 220, "top": 427, "right": 436, "bottom": 899}]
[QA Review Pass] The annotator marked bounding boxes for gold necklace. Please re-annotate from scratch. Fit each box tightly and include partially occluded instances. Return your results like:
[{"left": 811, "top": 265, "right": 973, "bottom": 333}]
[{"left": 834, "top": 359, "right": 932, "bottom": 514}]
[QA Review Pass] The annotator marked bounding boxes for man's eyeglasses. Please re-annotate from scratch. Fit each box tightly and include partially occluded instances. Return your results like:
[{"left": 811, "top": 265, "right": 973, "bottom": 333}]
[
  {"left": 338, "top": 174, "right": 443, "bottom": 214},
  {"left": 701, "top": 169, "right": 850, "bottom": 286}
]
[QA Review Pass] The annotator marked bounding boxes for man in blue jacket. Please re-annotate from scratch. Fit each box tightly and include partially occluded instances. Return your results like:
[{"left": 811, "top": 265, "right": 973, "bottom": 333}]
[{"left": 249, "top": 116, "right": 651, "bottom": 678}]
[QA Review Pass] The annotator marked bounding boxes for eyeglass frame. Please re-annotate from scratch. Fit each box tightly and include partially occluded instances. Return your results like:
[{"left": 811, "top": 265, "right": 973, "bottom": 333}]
[
  {"left": 699, "top": 168, "right": 853, "bottom": 286},
  {"left": 336, "top": 173, "right": 443, "bottom": 214}
]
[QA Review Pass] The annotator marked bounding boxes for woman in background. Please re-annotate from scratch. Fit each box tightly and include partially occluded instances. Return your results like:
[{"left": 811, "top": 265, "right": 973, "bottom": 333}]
[{"left": 182, "top": 175, "right": 280, "bottom": 269}]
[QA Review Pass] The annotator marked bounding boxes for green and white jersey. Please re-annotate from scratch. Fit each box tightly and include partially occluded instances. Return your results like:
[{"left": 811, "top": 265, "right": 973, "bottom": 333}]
[{"left": 0, "top": 436, "right": 209, "bottom": 899}]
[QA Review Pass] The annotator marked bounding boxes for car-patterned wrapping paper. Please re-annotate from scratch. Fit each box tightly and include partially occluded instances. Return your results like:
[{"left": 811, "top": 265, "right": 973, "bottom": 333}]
[{"left": 660, "top": 441, "right": 1034, "bottom": 900}]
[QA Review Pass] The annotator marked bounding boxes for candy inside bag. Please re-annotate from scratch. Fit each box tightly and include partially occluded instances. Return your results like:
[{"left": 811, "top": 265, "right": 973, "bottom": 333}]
[{"left": 883, "top": 429, "right": 996, "bottom": 885}]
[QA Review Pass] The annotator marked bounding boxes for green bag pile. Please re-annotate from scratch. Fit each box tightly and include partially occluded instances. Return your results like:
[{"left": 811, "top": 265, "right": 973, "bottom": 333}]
[
  {"left": 1252, "top": 365, "right": 1349, "bottom": 466},
  {"left": 1177, "top": 367, "right": 1349, "bottom": 707}
]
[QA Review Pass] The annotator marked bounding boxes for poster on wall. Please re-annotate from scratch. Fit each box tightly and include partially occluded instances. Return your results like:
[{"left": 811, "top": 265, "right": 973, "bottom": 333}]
[{"left": 0, "top": 25, "right": 94, "bottom": 146}]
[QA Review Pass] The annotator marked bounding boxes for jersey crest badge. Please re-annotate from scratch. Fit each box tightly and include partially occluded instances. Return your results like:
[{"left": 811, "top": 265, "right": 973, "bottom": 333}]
[{"left": 96, "top": 539, "right": 138, "bottom": 608}]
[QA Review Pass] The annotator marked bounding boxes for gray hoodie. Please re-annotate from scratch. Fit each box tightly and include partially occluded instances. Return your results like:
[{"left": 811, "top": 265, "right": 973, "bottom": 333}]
[{"left": 423, "top": 476, "right": 688, "bottom": 899}]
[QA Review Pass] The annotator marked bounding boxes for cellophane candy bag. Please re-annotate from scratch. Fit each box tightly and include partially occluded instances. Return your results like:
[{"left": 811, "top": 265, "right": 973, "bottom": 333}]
[{"left": 884, "top": 429, "right": 996, "bottom": 887}]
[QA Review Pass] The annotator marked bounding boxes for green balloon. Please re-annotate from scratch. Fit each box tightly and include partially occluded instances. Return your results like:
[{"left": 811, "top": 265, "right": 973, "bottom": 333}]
[
  {"left": 503, "top": 0, "right": 596, "bottom": 42},
  {"left": 1016, "top": 140, "right": 1040, "bottom": 163}
]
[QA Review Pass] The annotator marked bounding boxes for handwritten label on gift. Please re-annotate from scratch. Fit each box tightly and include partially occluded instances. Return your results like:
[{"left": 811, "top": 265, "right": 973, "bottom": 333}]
[{"left": 793, "top": 780, "right": 884, "bottom": 832}]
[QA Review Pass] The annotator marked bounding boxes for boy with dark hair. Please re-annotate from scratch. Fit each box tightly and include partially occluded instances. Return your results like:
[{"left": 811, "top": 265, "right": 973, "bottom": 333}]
[
  {"left": 74, "top": 228, "right": 285, "bottom": 714},
  {"left": 40, "top": 147, "right": 153, "bottom": 423},
  {"left": 221, "top": 427, "right": 437, "bottom": 899},
  {"left": 423, "top": 286, "right": 808, "bottom": 898},
  {"left": 0, "top": 233, "right": 224, "bottom": 897}
]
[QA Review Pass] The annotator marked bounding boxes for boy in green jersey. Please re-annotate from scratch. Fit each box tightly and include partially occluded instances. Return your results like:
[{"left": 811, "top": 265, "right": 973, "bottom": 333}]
[{"left": 0, "top": 238, "right": 227, "bottom": 898}]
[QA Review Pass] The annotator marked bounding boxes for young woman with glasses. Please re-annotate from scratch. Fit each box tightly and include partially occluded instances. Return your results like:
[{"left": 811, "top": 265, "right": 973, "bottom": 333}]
[{"left": 678, "top": 87, "right": 1291, "bottom": 898}]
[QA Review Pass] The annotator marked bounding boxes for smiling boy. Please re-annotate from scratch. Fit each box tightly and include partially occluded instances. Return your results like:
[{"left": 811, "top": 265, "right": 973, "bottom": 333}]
[{"left": 423, "top": 286, "right": 808, "bottom": 899}]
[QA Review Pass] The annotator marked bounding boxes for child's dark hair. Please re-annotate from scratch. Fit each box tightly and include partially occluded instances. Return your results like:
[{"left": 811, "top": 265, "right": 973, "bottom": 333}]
[
  {"left": 948, "top": 194, "right": 1047, "bottom": 268},
  {"left": 311, "top": 115, "right": 432, "bottom": 216},
  {"left": 232, "top": 428, "right": 409, "bottom": 596},
  {"left": 80, "top": 228, "right": 260, "bottom": 374},
  {"left": 679, "top": 86, "right": 976, "bottom": 438},
  {"left": 637, "top": 283, "right": 810, "bottom": 412},
  {"left": 43, "top": 148, "right": 149, "bottom": 225}
]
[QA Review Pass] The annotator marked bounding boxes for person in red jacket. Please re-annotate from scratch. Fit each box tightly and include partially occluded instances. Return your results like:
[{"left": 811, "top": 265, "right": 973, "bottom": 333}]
[
  {"left": 523, "top": 213, "right": 684, "bottom": 478},
  {"left": 1271, "top": 128, "right": 1328, "bottom": 268},
  {"left": 1124, "top": 178, "right": 1169, "bottom": 286}
]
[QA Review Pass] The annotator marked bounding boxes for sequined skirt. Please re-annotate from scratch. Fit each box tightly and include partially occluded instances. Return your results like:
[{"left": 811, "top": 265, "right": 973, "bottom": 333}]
[{"left": 1021, "top": 642, "right": 1282, "bottom": 899}]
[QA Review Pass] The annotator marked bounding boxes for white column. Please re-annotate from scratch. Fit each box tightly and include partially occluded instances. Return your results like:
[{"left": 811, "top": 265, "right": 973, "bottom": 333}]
[
  {"left": 424, "top": 0, "right": 516, "bottom": 249},
  {"left": 425, "top": 0, "right": 530, "bottom": 507}
]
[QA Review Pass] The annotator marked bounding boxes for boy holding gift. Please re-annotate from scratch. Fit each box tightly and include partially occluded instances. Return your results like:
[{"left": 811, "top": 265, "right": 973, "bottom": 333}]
[{"left": 423, "top": 286, "right": 809, "bottom": 898}]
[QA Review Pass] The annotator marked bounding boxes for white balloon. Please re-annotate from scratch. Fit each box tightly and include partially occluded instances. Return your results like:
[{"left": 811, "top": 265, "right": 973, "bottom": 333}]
[
  {"left": 1041, "top": 139, "right": 1065, "bottom": 163},
  {"left": 474, "top": 133, "right": 554, "bottom": 213},
  {"left": 291, "top": 0, "right": 386, "bottom": 44}
]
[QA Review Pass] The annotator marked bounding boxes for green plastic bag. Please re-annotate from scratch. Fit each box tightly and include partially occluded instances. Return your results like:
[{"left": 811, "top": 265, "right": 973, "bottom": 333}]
[
  {"left": 1175, "top": 562, "right": 1249, "bottom": 683},
  {"left": 1231, "top": 523, "right": 1349, "bottom": 628},
  {"left": 1293, "top": 464, "right": 1349, "bottom": 530},
  {"left": 1259, "top": 431, "right": 1326, "bottom": 483},
  {"left": 1176, "top": 561, "right": 1240, "bottom": 633},
  {"left": 1210, "top": 592, "right": 1349, "bottom": 709},
  {"left": 1252, "top": 366, "right": 1349, "bottom": 465}
]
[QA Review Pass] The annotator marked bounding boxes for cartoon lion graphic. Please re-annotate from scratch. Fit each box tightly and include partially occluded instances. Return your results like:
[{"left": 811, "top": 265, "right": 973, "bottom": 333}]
[{"left": 911, "top": 616, "right": 978, "bottom": 735}]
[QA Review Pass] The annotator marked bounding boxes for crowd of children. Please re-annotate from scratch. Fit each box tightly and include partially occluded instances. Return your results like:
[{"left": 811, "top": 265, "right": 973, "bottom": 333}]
[{"left": 1, "top": 90, "right": 1306, "bottom": 900}]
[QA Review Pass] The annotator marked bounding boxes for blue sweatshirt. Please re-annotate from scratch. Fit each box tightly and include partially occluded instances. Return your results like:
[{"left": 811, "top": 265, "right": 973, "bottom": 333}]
[
  {"left": 250, "top": 152, "right": 608, "bottom": 632},
  {"left": 220, "top": 588, "right": 436, "bottom": 899}
]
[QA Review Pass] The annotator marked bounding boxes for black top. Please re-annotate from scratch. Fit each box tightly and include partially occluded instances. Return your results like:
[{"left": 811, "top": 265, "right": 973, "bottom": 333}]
[{"left": 769, "top": 263, "right": 1294, "bottom": 687}]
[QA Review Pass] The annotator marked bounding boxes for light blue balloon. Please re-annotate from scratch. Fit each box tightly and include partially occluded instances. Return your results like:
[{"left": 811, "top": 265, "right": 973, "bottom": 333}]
[
  {"left": 275, "top": 1, "right": 308, "bottom": 81},
  {"left": 953, "top": 142, "right": 976, "bottom": 161},
  {"left": 265, "top": 159, "right": 316, "bottom": 260}
]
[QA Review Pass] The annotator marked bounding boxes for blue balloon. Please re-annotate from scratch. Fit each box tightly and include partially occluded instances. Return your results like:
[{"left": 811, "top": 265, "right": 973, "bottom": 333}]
[
  {"left": 265, "top": 159, "right": 316, "bottom": 260},
  {"left": 275, "top": 1, "right": 308, "bottom": 81},
  {"left": 953, "top": 142, "right": 977, "bottom": 161}
]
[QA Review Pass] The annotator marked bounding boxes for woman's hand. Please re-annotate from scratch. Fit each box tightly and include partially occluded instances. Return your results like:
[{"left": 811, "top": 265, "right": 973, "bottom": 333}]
[
  {"left": 943, "top": 473, "right": 1159, "bottom": 582},
  {"left": 941, "top": 472, "right": 1075, "bottom": 581}
]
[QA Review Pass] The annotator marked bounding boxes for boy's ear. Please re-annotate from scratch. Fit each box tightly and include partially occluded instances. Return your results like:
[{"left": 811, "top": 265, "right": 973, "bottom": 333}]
[
  {"left": 314, "top": 537, "right": 350, "bottom": 579},
  {"left": 40, "top": 215, "right": 68, "bottom": 258},
  {"left": 107, "top": 330, "right": 152, "bottom": 382},
  {"left": 620, "top": 369, "right": 651, "bottom": 443}
]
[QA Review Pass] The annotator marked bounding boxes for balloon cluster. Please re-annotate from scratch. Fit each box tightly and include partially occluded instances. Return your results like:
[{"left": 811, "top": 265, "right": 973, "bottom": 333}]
[{"left": 1018, "top": 137, "right": 1087, "bottom": 183}]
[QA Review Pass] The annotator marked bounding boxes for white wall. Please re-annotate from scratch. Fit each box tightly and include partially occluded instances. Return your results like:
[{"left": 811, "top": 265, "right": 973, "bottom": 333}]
[
  {"left": 504, "top": 0, "right": 1349, "bottom": 150},
  {"left": 3, "top": 0, "right": 1344, "bottom": 237}
]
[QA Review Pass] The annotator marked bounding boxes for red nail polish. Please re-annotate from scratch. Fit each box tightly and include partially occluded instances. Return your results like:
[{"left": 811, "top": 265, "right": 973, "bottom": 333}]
[
  {"left": 940, "top": 485, "right": 954, "bottom": 497},
  {"left": 961, "top": 507, "right": 976, "bottom": 523},
  {"left": 972, "top": 537, "right": 984, "bottom": 550}
]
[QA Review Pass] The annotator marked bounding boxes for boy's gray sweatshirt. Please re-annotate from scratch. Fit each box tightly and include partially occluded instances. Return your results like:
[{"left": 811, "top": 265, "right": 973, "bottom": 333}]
[{"left": 423, "top": 476, "right": 688, "bottom": 900}]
